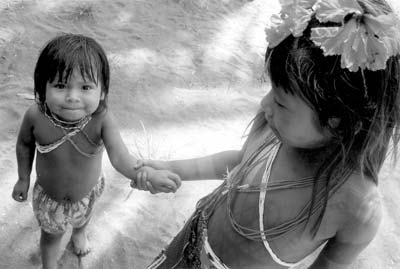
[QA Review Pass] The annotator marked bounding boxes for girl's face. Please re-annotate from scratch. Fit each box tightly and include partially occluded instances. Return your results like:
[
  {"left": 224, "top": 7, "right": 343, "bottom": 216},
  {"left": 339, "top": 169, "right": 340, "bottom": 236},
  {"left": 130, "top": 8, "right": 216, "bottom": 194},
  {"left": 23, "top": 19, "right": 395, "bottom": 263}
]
[
  {"left": 260, "top": 85, "right": 332, "bottom": 149},
  {"left": 45, "top": 69, "right": 104, "bottom": 121}
]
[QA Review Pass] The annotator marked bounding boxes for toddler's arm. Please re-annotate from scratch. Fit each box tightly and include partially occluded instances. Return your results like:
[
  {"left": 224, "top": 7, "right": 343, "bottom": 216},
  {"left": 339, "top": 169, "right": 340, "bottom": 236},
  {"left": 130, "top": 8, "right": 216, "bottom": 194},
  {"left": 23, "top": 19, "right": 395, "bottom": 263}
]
[
  {"left": 12, "top": 105, "right": 36, "bottom": 202},
  {"left": 101, "top": 111, "right": 174, "bottom": 188}
]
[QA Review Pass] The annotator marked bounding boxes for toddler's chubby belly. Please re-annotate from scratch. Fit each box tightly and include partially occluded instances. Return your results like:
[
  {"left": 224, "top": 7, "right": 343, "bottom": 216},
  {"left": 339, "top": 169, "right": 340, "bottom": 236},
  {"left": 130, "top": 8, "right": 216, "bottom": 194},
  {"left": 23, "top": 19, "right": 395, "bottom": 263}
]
[
  {"left": 36, "top": 173, "right": 102, "bottom": 203},
  {"left": 36, "top": 162, "right": 103, "bottom": 203},
  {"left": 35, "top": 151, "right": 103, "bottom": 203}
]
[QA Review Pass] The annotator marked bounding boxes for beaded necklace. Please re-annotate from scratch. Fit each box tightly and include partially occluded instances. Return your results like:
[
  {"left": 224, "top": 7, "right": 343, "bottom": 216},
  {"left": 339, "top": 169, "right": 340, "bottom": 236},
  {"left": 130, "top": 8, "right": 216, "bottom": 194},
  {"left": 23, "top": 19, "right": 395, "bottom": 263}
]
[
  {"left": 37, "top": 104, "right": 103, "bottom": 157},
  {"left": 44, "top": 104, "right": 91, "bottom": 131},
  {"left": 225, "top": 137, "right": 345, "bottom": 242}
]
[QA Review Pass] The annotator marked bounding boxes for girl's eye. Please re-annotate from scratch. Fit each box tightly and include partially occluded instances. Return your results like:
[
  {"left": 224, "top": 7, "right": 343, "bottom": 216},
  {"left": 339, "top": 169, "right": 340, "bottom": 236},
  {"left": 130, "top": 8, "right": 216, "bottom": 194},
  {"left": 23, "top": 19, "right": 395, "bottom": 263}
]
[{"left": 274, "top": 99, "right": 285, "bottom": 108}]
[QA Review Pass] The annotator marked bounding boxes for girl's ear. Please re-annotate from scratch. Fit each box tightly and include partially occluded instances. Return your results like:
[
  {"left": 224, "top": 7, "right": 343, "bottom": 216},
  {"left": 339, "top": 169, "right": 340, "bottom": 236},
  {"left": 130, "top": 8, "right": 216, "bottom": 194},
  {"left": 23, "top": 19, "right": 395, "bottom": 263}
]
[
  {"left": 100, "top": 91, "right": 105, "bottom": 100},
  {"left": 328, "top": 117, "right": 340, "bottom": 129}
]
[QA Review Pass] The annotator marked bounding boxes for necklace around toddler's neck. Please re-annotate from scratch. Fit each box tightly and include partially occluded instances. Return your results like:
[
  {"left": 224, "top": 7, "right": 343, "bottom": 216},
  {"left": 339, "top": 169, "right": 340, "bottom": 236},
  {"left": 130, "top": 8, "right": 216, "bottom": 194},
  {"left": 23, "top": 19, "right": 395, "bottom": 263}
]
[
  {"left": 44, "top": 104, "right": 91, "bottom": 131},
  {"left": 39, "top": 105, "right": 103, "bottom": 158}
]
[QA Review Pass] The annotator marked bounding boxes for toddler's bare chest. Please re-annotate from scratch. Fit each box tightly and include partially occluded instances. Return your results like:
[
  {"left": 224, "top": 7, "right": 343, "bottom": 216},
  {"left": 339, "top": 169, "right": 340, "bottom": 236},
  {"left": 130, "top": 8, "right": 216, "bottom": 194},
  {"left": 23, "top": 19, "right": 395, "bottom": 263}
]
[{"left": 35, "top": 119, "right": 103, "bottom": 154}]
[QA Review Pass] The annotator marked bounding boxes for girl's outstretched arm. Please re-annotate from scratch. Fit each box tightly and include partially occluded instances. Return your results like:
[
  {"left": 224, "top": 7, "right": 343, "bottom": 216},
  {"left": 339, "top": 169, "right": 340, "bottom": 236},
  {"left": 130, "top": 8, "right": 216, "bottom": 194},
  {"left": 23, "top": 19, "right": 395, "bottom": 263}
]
[
  {"left": 12, "top": 105, "right": 37, "bottom": 202},
  {"left": 144, "top": 149, "right": 243, "bottom": 181},
  {"left": 143, "top": 111, "right": 265, "bottom": 181}
]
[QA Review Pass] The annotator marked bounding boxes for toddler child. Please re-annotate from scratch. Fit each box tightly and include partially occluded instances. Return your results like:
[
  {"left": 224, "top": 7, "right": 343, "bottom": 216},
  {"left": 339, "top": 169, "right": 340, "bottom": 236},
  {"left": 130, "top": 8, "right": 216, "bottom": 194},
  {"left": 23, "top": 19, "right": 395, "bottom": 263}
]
[{"left": 11, "top": 33, "right": 181, "bottom": 269}]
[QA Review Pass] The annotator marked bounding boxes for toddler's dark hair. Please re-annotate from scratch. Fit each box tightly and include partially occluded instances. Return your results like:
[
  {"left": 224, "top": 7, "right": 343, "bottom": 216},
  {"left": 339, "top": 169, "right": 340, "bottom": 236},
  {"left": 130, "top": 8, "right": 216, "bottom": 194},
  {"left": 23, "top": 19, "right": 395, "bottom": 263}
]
[{"left": 34, "top": 33, "right": 110, "bottom": 113}]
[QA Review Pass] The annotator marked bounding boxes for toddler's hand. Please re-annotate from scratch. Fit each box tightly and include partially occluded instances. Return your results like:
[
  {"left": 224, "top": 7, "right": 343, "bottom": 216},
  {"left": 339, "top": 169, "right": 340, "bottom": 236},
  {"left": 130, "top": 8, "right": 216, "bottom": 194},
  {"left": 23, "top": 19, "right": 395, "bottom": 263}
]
[
  {"left": 133, "top": 159, "right": 145, "bottom": 170},
  {"left": 132, "top": 169, "right": 149, "bottom": 191},
  {"left": 143, "top": 169, "right": 181, "bottom": 194},
  {"left": 12, "top": 179, "right": 29, "bottom": 202}
]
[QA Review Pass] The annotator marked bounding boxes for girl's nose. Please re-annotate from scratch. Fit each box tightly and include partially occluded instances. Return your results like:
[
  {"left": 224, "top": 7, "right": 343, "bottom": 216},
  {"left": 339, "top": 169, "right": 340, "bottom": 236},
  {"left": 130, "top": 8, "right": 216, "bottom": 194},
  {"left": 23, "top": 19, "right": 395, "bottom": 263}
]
[
  {"left": 66, "top": 89, "right": 80, "bottom": 102},
  {"left": 261, "top": 91, "right": 273, "bottom": 117}
]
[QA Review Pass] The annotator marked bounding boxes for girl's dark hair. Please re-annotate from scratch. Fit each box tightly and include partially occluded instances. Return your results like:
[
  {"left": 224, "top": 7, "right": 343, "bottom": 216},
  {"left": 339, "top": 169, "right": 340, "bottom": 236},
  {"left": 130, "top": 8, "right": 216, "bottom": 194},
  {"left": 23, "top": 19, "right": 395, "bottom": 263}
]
[
  {"left": 34, "top": 33, "right": 110, "bottom": 113},
  {"left": 265, "top": 0, "right": 400, "bottom": 235}
]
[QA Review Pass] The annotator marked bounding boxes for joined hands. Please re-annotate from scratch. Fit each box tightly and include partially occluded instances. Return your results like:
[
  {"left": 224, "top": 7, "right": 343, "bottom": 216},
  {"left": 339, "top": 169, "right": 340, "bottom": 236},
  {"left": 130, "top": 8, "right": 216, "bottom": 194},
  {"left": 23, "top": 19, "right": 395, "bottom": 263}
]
[{"left": 132, "top": 160, "right": 181, "bottom": 194}]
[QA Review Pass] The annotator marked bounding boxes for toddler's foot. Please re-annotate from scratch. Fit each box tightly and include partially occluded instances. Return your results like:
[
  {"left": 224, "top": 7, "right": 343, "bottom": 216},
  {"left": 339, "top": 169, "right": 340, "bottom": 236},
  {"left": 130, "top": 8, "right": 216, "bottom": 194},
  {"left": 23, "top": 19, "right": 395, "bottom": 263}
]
[{"left": 71, "top": 228, "right": 91, "bottom": 256}]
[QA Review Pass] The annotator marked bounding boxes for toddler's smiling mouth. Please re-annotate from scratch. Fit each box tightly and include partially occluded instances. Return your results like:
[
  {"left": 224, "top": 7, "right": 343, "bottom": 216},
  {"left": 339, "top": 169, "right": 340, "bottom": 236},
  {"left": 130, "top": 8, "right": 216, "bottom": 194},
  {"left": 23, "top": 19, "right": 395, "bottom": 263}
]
[{"left": 62, "top": 107, "right": 82, "bottom": 110}]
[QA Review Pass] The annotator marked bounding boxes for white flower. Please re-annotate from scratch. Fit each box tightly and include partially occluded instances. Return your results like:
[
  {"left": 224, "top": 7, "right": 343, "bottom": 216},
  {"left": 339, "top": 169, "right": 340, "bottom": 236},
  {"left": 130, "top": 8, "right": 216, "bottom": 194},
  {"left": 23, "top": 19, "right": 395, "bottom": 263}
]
[
  {"left": 266, "top": 0, "right": 400, "bottom": 72},
  {"left": 311, "top": 0, "right": 400, "bottom": 71},
  {"left": 266, "top": 0, "right": 316, "bottom": 48},
  {"left": 313, "top": 0, "right": 362, "bottom": 23}
]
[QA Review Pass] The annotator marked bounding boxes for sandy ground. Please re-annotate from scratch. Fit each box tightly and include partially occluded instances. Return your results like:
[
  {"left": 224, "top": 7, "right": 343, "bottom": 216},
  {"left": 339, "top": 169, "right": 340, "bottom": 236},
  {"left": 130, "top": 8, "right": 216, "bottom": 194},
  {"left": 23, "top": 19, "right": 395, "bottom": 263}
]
[{"left": 0, "top": 0, "right": 399, "bottom": 268}]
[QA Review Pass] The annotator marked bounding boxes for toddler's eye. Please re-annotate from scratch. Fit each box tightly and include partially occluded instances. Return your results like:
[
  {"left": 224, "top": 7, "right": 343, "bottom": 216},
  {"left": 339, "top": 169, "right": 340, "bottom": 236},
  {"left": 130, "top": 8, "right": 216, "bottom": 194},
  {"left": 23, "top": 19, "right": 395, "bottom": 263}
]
[
  {"left": 82, "top": 85, "right": 93, "bottom": 91},
  {"left": 54, "top": 83, "right": 65, "bottom": 89}
]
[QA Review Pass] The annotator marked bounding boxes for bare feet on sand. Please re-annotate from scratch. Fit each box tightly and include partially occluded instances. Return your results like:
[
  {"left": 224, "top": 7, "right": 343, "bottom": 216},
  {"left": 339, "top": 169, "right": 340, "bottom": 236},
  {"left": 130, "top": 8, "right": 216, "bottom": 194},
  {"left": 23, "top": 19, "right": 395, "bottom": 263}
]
[{"left": 71, "top": 227, "right": 91, "bottom": 256}]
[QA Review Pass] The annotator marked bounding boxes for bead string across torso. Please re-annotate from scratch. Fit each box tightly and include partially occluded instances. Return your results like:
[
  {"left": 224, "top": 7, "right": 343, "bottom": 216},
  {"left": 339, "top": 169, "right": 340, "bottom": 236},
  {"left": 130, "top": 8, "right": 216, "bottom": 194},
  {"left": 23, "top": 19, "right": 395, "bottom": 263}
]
[{"left": 35, "top": 105, "right": 104, "bottom": 157}]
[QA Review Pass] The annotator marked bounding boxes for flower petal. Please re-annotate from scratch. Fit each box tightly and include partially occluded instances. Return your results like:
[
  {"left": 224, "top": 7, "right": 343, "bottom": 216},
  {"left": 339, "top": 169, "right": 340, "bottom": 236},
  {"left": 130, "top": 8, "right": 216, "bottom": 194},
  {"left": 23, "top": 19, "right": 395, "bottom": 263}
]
[
  {"left": 365, "top": 33, "right": 389, "bottom": 71},
  {"left": 266, "top": 14, "right": 292, "bottom": 47},
  {"left": 311, "top": 20, "right": 358, "bottom": 56},
  {"left": 279, "top": 0, "right": 316, "bottom": 9},
  {"left": 267, "top": 0, "right": 400, "bottom": 72},
  {"left": 314, "top": 0, "right": 362, "bottom": 23},
  {"left": 341, "top": 24, "right": 368, "bottom": 71},
  {"left": 291, "top": 6, "right": 313, "bottom": 36},
  {"left": 266, "top": 1, "right": 315, "bottom": 47},
  {"left": 278, "top": 0, "right": 296, "bottom": 7},
  {"left": 364, "top": 14, "right": 400, "bottom": 56}
]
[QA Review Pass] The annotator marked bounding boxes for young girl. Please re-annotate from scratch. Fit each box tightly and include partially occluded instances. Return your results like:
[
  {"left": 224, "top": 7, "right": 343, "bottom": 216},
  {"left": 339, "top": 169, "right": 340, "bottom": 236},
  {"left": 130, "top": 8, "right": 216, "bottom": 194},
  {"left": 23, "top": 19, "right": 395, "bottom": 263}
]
[
  {"left": 142, "top": 0, "right": 400, "bottom": 268},
  {"left": 11, "top": 33, "right": 181, "bottom": 269}
]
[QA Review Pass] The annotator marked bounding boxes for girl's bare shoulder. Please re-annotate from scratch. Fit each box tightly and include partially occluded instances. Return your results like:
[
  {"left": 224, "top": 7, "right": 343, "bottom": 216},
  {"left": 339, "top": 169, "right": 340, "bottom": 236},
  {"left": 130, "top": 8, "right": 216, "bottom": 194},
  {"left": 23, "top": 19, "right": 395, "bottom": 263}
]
[
  {"left": 336, "top": 173, "right": 382, "bottom": 227},
  {"left": 319, "top": 173, "right": 383, "bottom": 254}
]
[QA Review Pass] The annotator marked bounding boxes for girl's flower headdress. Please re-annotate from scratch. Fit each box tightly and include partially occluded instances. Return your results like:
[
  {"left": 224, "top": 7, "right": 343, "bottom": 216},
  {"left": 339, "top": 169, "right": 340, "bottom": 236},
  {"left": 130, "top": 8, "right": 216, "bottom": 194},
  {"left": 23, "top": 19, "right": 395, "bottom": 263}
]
[{"left": 265, "top": 0, "right": 400, "bottom": 72}]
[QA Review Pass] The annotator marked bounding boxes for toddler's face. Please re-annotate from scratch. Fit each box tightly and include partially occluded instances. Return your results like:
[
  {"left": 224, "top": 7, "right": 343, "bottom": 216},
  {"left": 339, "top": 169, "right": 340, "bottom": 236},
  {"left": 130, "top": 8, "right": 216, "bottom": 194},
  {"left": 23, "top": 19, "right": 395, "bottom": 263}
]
[
  {"left": 260, "top": 85, "right": 332, "bottom": 149},
  {"left": 45, "top": 69, "right": 104, "bottom": 121}
]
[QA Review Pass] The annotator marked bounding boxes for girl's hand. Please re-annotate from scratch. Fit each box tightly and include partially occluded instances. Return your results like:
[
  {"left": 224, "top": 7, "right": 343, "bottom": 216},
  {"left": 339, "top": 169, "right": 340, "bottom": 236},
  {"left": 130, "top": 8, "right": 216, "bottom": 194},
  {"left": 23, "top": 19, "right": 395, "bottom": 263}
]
[
  {"left": 12, "top": 179, "right": 30, "bottom": 202},
  {"left": 141, "top": 159, "right": 170, "bottom": 171}
]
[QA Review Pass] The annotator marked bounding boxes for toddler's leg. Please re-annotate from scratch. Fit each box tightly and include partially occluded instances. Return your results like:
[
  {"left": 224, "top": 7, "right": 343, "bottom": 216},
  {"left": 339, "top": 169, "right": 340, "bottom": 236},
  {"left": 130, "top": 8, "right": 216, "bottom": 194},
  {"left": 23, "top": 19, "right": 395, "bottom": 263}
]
[
  {"left": 40, "top": 229, "right": 64, "bottom": 269},
  {"left": 70, "top": 176, "right": 104, "bottom": 256},
  {"left": 71, "top": 217, "right": 91, "bottom": 256}
]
